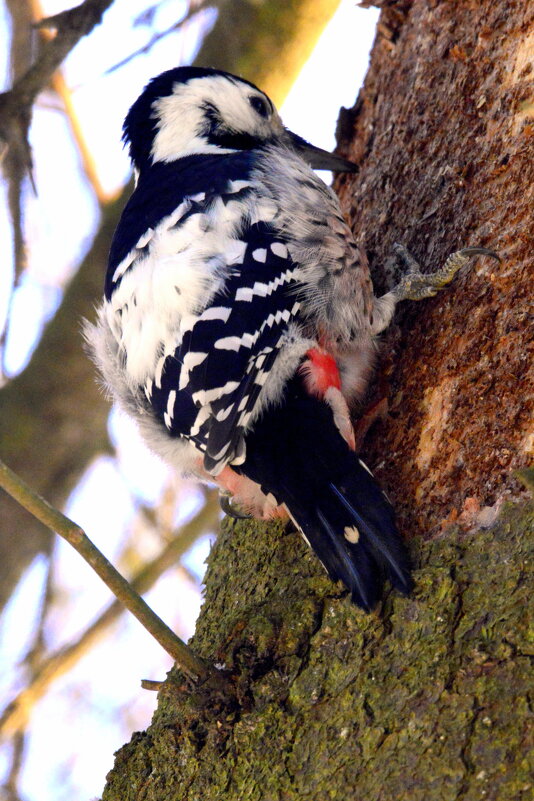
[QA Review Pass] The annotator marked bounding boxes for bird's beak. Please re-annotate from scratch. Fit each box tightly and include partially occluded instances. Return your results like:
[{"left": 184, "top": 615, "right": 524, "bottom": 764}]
[{"left": 287, "top": 130, "right": 357, "bottom": 173}]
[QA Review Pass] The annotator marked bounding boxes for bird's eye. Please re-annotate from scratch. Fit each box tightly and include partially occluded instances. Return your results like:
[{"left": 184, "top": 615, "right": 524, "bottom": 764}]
[{"left": 249, "top": 95, "right": 270, "bottom": 119}]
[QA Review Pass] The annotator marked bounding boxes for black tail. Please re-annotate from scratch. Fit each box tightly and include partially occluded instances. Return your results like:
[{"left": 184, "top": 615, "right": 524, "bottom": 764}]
[{"left": 235, "top": 377, "right": 413, "bottom": 610}]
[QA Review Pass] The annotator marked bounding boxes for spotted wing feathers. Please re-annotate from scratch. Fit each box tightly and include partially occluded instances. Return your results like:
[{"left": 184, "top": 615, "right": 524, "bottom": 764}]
[{"left": 146, "top": 221, "right": 301, "bottom": 474}]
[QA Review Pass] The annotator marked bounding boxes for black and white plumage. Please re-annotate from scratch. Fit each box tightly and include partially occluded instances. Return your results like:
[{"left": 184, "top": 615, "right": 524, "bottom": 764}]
[{"left": 88, "top": 66, "right": 486, "bottom": 609}]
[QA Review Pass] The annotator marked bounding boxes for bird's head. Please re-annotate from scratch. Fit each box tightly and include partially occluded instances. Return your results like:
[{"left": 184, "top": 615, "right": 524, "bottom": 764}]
[{"left": 123, "top": 66, "right": 356, "bottom": 174}]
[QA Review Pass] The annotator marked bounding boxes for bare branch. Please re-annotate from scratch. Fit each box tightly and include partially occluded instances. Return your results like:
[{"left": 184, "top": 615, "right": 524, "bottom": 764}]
[
  {"left": 0, "top": 0, "right": 117, "bottom": 368},
  {"left": 0, "top": 0, "right": 115, "bottom": 123},
  {"left": 0, "top": 0, "right": 117, "bottom": 209},
  {"left": 2, "top": 0, "right": 34, "bottom": 334},
  {"left": 0, "top": 491, "right": 220, "bottom": 738},
  {"left": 1, "top": 731, "right": 26, "bottom": 801},
  {"left": 141, "top": 679, "right": 164, "bottom": 691},
  {"left": 0, "top": 459, "right": 218, "bottom": 687}
]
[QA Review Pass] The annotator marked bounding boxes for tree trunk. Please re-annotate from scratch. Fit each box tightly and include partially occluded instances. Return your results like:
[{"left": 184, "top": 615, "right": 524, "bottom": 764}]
[{"left": 101, "top": 1, "right": 533, "bottom": 798}]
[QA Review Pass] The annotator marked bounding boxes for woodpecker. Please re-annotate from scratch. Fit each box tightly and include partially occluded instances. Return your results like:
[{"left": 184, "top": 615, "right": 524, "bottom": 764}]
[{"left": 87, "top": 66, "right": 496, "bottom": 610}]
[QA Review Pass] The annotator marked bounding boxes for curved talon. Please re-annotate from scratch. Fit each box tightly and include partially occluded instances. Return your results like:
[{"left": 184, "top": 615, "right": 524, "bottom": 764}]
[
  {"left": 440, "top": 246, "right": 501, "bottom": 282},
  {"left": 219, "top": 492, "right": 253, "bottom": 520},
  {"left": 455, "top": 247, "right": 501, "bottom": 263},
  {"left": 393, "top": 245, "right": 501, "bottom": 303}
]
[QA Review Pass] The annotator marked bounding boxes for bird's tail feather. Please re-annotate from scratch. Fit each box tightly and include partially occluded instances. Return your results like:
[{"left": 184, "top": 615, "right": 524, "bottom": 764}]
[
  {"left": 235, "top": 376, "right": 413, "bottom": 610},
  {"left": 285, "top": 460, "right": 413, "bottom": 610}
]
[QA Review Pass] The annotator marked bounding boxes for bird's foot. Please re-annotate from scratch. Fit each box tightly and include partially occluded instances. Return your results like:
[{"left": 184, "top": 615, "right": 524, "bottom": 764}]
[
  {"left": 219, "top": 490, "right": 253, "bottom": 520},
  {"left": 391, "top": 243, "right": 500, "bottom": 302}
]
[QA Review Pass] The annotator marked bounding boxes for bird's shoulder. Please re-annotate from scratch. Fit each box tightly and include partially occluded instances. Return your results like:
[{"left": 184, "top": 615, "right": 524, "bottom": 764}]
[{"left": 106, "top": 151, "right": 264, "bottom": 299}]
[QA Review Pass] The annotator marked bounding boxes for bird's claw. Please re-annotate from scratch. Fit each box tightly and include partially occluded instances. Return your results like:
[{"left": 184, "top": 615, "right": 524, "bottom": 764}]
[
  {"left": 219, "top": 491, "right": 252, "bottom": 520},
  {"left": 391, "top": 243, "right": 500, "bottom": 302}
]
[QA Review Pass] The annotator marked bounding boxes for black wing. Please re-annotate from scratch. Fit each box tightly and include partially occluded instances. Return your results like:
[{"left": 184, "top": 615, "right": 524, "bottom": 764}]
[{"left": 148, "top": 219, "right": 304, "bottom": 474}]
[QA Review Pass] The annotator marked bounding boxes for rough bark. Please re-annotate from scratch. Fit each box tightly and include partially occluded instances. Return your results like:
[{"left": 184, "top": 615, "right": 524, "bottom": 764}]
[
  {"left": 335, "top": 0, "right": 533, "bottom": 536},
  {"left": 0, "top": 0, "right": 340, "bottom": 613},
  {"left": 101, "top": 1, "right": 533, "bottom": 798}
]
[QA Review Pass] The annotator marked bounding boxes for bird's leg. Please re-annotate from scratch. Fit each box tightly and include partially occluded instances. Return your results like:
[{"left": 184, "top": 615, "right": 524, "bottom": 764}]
[
  {"left": 214, "top": 466, "right": 287, "bottom": 520},
  {"left": 370, "top": 244, "right": 500, "bottom": 335}
]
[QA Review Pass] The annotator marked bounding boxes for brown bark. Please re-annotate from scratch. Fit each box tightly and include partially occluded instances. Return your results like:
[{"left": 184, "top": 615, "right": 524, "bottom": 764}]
[
  {"left": 335, "top": 0, "right": 533, "bottom": 539},
  {"left": 0, "top": 0, "right": 341, "bottom": 612},
  {"left": 101, "top": 2, "right": 533, "bottom": 798}
]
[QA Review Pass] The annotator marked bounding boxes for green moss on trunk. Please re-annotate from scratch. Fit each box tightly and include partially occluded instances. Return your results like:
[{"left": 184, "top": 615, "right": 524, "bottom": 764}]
[{"left": 103, "top": 500, "right": 533, "bottom": 801}]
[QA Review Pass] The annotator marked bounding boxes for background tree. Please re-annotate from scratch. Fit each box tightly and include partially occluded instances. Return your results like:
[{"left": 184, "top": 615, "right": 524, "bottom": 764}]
[{"left": 100, "top": 1, "right": 533, "bottom": 798}]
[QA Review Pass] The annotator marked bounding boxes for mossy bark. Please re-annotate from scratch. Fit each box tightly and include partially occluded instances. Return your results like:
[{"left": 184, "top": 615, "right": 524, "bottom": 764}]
[
  {"left": 103, "top": 502, "right": 533, "bottom": 801},
  {"left": 102, "top": 0, "right": 533, "bottom": 797}
]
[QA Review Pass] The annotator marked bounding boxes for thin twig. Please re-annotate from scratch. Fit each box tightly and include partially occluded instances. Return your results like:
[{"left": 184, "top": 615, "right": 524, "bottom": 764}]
[
  {"left": 104, "top": 1, "right": 211, "bottom": 75},
  {"left": 23, "top": 546, "right": 54, "bottom": 671},
  {"left": 141, "top": 679, "right": 165, "bottom": 691},
  {"left": 53, "top": 71, "right": 114, "bottom": 204},
  {"left": 1, "top": 731, "right": 26, "bottom": 800},
  {"left": 0, "top": 459, "right": 216, "bottom": 684}
]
